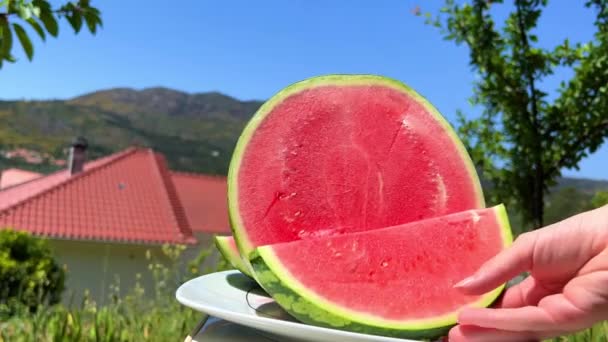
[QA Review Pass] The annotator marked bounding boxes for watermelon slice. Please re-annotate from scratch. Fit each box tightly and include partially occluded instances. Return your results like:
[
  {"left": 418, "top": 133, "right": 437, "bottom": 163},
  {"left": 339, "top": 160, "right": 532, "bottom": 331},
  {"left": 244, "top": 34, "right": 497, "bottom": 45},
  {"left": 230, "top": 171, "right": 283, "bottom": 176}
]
[
  {"left": 228, "top": 74, "right": 485, "bottom": 265},
  {"left": 251, "top": 205, "right": 513, "bottom": 339},
  {"left": 214, "top": 235, "right": 253, "bottom": 278}
]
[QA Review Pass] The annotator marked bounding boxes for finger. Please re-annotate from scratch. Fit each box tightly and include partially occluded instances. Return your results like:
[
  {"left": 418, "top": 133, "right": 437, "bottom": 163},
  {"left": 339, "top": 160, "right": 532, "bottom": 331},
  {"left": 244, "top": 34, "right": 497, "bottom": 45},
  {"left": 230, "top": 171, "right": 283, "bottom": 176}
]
[
  {"left": 498, "top": 276, "right": 559, "bottom": 308},
  {"left": 454, "top": 232, "right": 537, "bottom": 295},
  {"left": 576, "top": 250, "right": 608, "bottom": 276},
  {"left": 448, "top": 325, "right": 540, "bottom": 342},
  {"left": 457, "top": 306, "right": 555, "bottom": 332},
  {"left": 537, "top": 291, "right": 596, "bottom": 331}
]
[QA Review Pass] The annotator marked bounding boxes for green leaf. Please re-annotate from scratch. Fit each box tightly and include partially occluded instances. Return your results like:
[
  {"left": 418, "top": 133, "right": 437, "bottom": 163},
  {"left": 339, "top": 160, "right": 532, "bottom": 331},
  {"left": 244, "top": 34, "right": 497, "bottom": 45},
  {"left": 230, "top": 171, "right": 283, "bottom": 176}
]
[
  {"left": 67, "top": 12, "right": 83, "bottom": 33},
  {"left": 0, "top": 19, "right": 12, "bottom": 60},
  {"left": 32, "top": 0, "right": 52, "bottom": 12},
  {"left": 40, "top": 11, "right": 58, "bottom": 37},
  {"left": 31, "top": 5, "right": 41, "bottom": 18},
  {"left": 18, "top": 5, "right": 32, "bottom": 20},
  {"left": 84, "top": 6, "right": 103, "bottom": 28},
  {"left": 13, "top": 23, "right": 33, "bottom": 61},
  {"left": 26, "top": 18, "right": 46, "bottom": 41},
  {"left": 83, "top": 12, "right": 99, "bottom": 33}
]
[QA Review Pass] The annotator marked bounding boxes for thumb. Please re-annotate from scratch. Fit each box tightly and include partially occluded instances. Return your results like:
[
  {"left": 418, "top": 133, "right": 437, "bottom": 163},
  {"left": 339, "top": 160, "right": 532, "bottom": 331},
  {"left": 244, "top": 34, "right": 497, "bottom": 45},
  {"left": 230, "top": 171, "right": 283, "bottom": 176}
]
[{"left": 454, "top": 231, "right": 537, "bottom": 295}]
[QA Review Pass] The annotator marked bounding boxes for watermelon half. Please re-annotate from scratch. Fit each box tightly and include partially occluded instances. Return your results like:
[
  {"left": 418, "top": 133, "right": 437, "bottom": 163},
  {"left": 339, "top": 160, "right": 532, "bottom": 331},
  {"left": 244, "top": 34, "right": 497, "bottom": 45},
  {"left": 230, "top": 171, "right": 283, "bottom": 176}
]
[
  {"left": 228, "top": 74, "right": 485, "bottom": 265},
  {"left": 214, "top": 235, "right": 253, "bottom": 278},
  {"left": 251, "top": 205, "right": 513, "bottom": 339}
]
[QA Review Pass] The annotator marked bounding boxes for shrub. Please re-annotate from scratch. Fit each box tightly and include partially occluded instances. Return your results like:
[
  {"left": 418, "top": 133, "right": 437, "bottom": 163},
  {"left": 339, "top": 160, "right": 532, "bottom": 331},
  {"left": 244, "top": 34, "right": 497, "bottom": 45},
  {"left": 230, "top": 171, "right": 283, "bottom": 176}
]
[{"left": 0, "top": 228, "right": 65, "bottom": 316}]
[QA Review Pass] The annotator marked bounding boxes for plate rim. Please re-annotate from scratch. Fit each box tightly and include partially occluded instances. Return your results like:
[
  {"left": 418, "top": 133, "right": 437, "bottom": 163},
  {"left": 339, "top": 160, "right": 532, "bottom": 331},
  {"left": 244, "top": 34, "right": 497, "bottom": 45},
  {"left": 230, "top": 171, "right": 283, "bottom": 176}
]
[{"left": 176, "top": 270, "right": 422, "bottom": 342}]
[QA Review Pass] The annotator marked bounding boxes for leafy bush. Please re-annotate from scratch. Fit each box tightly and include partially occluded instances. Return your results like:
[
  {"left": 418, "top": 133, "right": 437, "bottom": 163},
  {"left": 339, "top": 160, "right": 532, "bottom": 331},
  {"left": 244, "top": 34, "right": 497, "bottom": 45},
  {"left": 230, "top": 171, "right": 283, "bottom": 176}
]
[{"left": 0, "top": 229, "right": 65, "bottom": 316}]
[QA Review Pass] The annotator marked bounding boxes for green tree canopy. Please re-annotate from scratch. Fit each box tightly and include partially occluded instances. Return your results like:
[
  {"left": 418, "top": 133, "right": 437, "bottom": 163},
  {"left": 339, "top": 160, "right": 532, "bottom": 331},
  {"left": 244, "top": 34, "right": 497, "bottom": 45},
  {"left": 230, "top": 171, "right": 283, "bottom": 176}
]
[
  {"left": 422, "top": 0, "right": 608, "bottom": 228},
  {"left": 0, "top": 0, "right": 102, "bottom": 68}
]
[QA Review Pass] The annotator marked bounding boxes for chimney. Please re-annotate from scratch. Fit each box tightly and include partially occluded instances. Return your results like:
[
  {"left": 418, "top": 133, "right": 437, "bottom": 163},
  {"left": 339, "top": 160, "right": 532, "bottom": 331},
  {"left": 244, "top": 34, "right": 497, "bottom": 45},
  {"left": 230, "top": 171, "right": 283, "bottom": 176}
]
[{"left": 68, "top": 136, "right": 88, "bottom": 175}]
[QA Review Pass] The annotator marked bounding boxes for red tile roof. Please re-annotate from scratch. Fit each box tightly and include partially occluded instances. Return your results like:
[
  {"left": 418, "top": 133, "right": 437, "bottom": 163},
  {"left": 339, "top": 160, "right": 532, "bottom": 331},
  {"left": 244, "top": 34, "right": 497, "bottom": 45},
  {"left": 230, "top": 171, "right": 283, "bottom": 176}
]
[
  {"left": 0, "top": 148, "right": 197, "bottom": 245},
  {"left": 0, "top": 168, "right": 42, "bottom": 189},
  {"left": 171, "top": 172, "right": 230, "bottom": 233}
]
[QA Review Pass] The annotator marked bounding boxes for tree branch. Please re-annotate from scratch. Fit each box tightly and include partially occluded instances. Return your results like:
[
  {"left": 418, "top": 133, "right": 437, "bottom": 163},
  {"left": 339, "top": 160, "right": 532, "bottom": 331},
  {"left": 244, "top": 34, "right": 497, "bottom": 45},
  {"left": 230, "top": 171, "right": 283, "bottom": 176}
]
[
  {"left": 0, "top": 6, "right": 81, "bottom": 18},
  {"left": 546, "top": 119, "right": 608, "bottom": 178}
]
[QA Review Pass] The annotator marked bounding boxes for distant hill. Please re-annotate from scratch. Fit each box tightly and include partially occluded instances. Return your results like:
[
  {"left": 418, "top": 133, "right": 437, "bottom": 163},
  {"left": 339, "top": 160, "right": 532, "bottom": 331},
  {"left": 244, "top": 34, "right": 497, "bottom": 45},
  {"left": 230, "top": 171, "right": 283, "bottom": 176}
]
[
  {"left": 554, "top": 177, "right": 608, "bottom": 194},
  {"left": 0, "top": 87, "right": 263, "bottom": 175}
]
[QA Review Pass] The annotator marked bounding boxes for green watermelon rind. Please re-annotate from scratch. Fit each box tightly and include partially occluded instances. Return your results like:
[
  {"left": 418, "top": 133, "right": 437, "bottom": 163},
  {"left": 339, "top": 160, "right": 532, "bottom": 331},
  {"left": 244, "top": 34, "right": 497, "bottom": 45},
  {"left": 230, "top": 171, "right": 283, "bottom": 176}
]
[
  {"left": 227, "top": 74, "right": 486, "bottom": 269},
  {"left": 213, "top": 235, "right": 254, "bottom": 278},
  {"left": 249, "top": 205, "right": 513, "bottom": 340}
]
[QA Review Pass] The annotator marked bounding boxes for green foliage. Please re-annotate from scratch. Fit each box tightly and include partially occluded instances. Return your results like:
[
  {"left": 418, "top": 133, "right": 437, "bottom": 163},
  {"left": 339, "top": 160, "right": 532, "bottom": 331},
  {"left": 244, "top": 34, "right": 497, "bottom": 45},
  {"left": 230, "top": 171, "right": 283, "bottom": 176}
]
[
  {"left": 422, "top": 0, "right": 608, "bottom": 228},
  {"left": 545, "top": 320, "right": 608, "bottom": 342},
  {"left": 591, "top": 190, "right": 608, "bottom": 208},
  {"left": 0, "top": 239, "right": 233, "bottom": 341},
  {"left": 0, "top": 0, "right": 102, "bottom": 68},
  {"left": 0, "top": 228, "right": 65, "bottom": 316},
  {"left": 187, "top": 236, "right": 234, "bottom": 276}
]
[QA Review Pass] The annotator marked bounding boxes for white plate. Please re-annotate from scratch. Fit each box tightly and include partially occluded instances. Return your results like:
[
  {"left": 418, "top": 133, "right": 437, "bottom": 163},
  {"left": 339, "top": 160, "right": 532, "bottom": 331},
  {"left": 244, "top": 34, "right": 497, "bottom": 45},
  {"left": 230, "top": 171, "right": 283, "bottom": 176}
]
[{"left": 176, "top": 270, "right": 424, "bottom": 342}]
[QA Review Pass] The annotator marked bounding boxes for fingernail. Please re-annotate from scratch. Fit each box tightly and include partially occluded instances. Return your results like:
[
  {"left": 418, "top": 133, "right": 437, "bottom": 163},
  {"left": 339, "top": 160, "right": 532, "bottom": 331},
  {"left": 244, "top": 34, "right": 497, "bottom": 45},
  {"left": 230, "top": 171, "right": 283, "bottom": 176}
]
[{"left": 454, "top": 276, "right": 475, "bottom": 288}]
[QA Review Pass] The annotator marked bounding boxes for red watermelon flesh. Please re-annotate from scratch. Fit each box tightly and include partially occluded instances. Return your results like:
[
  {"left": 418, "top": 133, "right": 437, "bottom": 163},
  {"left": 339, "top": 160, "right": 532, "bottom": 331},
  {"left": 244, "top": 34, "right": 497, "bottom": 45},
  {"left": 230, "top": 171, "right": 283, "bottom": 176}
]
[
  {"left": 250, "top": 205, "right": 512, "bottom": 338},
  {"left": 230, "top": 75, "right": 484, "bottom": 259}
]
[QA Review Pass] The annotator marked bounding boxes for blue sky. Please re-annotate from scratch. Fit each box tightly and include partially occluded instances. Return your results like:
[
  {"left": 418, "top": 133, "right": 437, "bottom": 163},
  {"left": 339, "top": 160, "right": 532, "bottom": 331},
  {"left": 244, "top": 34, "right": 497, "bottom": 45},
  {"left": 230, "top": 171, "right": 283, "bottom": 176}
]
[{"left": 1, "top": 1, "right": 606, "bottom": 180}]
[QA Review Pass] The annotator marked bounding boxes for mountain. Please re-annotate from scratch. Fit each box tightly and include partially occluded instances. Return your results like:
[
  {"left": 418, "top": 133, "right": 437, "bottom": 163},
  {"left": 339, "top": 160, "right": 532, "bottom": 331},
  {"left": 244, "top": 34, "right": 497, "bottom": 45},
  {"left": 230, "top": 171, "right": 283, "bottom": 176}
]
[
  {"left": 0, "top": 87, "right": 263, "bottom": 175},
  {"left": 70, "top": 87, "right": 261, "bottom": 121},
  {"left": 554, "top": 177, "right": 608, "bottom": 194}
]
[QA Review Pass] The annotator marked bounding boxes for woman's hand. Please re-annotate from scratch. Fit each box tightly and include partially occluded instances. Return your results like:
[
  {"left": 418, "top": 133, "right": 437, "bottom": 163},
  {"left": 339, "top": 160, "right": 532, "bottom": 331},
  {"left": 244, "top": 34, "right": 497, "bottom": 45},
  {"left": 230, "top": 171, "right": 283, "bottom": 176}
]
[{"left": 449, "top": 205, "right": 608, "bottom": 341}]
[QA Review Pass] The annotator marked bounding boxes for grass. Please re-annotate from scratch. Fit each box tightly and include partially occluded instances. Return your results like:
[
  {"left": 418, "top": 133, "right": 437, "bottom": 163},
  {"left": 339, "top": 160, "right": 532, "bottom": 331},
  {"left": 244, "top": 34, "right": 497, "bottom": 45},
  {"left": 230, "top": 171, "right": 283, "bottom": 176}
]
[
  {"left": 0, "top": 296, "right": 199, "bottom": 342},
  {"left": 546, "top": 321, "right": 608, "bottom": 342}
]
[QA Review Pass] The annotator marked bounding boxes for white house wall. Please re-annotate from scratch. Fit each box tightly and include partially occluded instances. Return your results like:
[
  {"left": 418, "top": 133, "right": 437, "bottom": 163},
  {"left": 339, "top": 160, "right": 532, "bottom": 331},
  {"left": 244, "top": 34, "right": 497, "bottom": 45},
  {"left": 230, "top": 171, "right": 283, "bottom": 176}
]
[{"left": 49, "top": 237, "right": 222, "bottom": 306}]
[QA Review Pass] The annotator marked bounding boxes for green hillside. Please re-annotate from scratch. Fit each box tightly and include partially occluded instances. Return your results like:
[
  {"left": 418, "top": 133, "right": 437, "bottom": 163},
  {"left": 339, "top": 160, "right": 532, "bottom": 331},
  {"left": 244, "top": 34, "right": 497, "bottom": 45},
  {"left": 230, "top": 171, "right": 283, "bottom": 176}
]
[{"left": 0, "top": 88, "right": 262, "bottom": 175}]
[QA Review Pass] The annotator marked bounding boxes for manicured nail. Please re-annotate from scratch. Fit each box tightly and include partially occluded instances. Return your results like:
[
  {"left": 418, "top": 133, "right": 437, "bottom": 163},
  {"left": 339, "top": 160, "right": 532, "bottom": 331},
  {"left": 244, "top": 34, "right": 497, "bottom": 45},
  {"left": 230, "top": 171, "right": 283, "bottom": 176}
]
[{"left": 454, "top": 276, "right": 475, "bottom": 288}]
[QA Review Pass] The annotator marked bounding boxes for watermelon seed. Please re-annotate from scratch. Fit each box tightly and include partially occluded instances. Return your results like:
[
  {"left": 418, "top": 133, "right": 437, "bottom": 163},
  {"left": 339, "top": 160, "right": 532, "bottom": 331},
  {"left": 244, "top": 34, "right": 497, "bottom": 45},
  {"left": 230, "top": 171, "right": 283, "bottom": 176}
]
[
  {"left": 471, "top": 211, "right": 481, "bottom": 223},
  {"left": 381, "top": 261, "right": 388, "bottom": 268}
]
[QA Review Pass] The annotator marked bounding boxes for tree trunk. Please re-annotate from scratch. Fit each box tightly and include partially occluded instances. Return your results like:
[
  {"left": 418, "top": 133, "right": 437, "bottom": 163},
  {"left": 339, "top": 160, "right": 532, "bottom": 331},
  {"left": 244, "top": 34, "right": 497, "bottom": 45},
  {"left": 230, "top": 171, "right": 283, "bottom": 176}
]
[
  {"left": 515, "top": 0, "right": 545, "bottom": 229},
  {"left": 533, "top": 177, "right": 544, "bottom": 228}
]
